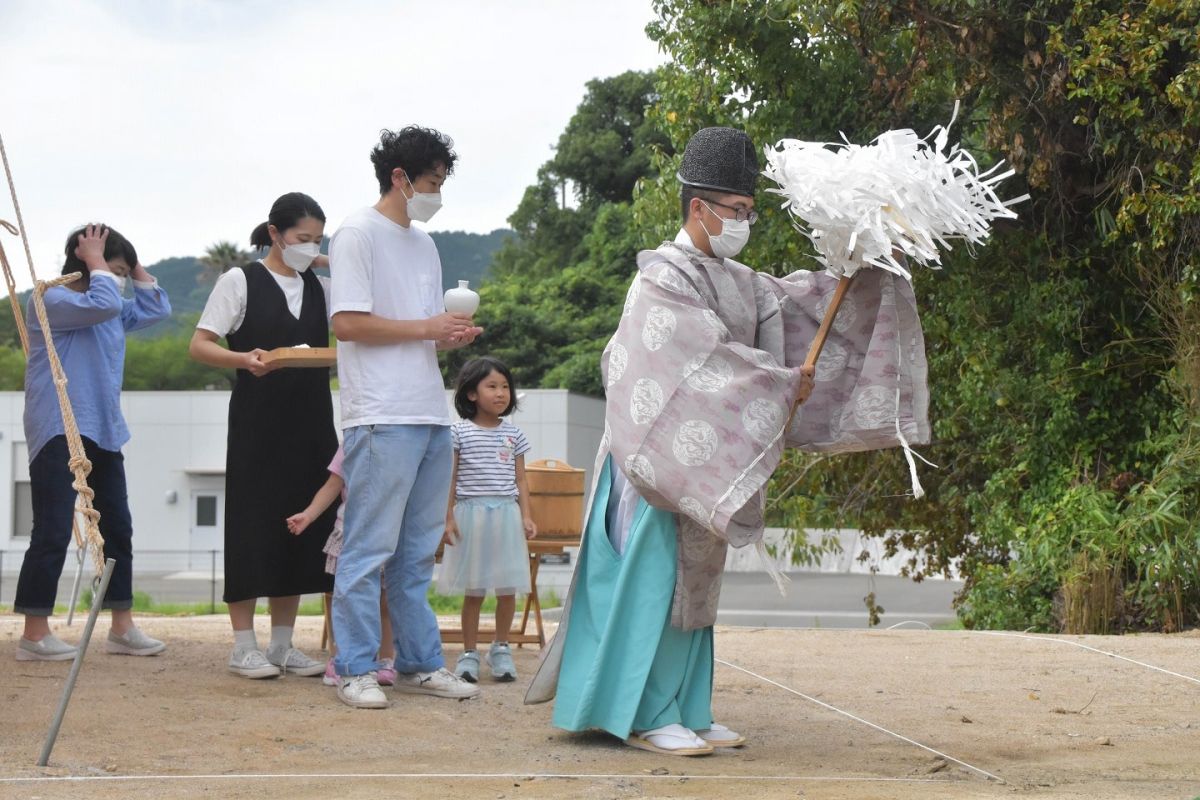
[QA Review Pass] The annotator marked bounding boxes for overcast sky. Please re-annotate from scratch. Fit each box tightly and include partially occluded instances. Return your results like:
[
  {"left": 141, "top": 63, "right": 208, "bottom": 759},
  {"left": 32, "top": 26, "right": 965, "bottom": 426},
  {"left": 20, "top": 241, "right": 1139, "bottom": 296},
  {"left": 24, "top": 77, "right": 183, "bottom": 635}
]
[{"left": 0, "top": 0, "right": 666, "bottom": 291}]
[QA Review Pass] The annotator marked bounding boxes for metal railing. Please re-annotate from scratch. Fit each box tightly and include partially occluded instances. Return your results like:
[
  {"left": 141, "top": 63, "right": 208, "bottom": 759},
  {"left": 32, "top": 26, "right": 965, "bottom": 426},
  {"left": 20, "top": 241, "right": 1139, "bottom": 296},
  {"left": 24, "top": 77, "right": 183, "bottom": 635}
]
[
  {"left": 0, "top": 547, "right": 575, "bottom": 612},
  {"left": 0, "top": 548, "right": 227, "bottom": 612}
]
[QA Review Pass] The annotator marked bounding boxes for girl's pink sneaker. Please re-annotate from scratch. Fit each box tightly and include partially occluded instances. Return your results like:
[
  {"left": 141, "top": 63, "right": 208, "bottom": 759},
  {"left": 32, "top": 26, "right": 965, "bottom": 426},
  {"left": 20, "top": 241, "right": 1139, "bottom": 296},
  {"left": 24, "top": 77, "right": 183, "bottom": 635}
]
[
  {"left": 322, "top": 658, "right": 338, "bottom": 687},
  {"left": 377, "top": 658, "right": 396, "bottom": 686}
]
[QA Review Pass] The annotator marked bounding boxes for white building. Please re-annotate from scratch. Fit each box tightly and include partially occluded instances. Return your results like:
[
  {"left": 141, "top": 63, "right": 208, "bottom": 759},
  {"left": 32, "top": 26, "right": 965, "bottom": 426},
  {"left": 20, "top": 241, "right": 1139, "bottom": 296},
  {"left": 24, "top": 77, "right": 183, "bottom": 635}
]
[{"left": 0, "top": 390, "right": 605, "bottom": 574}]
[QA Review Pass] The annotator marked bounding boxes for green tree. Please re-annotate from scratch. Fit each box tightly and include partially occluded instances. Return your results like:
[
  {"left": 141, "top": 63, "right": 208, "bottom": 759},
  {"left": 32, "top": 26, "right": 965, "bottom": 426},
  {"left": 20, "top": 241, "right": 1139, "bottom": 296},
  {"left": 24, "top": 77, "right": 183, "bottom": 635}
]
[
  {"left": 123, "top": 324, "right": 234, "bottom": 390},
  {"left": 0, "top": 344, "right": 25, "bottom": 390},
  {"left": 645, "top": 0, "right": 1200, "bottom": 632},
  {"left": 445, "top": 70, "right": 671, "bottom": 395},
  {"left": 198, "top": 241, "right": 251, "bottom": 286}
]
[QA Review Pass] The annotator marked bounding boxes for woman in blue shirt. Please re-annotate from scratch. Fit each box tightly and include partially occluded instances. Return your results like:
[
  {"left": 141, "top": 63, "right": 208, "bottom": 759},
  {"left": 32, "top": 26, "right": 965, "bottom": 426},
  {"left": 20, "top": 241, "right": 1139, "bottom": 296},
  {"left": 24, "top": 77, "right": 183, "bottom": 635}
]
[{"left": 14, "top": 224, "right": 171, "bottom": 661}]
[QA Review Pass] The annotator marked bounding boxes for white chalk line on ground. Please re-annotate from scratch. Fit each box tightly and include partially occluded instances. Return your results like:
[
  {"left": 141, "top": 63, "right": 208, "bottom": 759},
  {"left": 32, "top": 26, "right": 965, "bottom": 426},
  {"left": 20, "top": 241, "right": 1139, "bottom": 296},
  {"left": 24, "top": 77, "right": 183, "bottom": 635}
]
[
  {"left": 973, "top": 630, "right": 1200, "bottom": 686},
  {"left": 0, "top": 772, "right": 963, "bottom": 786},
  {"left": 715, "top": 657, "right": 1004, "bottom": 784}
]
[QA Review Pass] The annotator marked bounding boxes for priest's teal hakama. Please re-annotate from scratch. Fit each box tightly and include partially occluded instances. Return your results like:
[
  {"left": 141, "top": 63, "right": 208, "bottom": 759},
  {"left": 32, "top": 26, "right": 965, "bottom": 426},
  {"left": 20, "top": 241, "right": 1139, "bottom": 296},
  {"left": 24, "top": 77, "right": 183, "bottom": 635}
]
[{"left": 551, "top": 457, "right": 713, "bottom": 737}]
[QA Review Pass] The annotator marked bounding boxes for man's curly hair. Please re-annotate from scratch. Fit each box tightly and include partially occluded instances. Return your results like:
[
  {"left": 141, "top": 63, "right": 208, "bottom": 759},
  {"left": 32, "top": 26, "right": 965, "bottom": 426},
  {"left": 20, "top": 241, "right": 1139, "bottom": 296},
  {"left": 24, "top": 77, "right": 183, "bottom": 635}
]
[{"left": 370, "top": 126, "right": 458, "bottom": 195}]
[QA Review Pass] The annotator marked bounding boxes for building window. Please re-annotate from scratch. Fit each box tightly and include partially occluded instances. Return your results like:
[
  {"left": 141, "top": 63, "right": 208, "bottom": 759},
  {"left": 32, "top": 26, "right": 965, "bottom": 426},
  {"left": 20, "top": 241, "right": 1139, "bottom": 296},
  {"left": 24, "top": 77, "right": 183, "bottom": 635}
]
[
  {"left": 12, "top": 442, "right": 30, "bottom": 539},
  {"left": 195, "top": 494, "right": 218, "bottom": 527},
  {"left": 12, "top": 481, "right": 31, "bottom": 539}
]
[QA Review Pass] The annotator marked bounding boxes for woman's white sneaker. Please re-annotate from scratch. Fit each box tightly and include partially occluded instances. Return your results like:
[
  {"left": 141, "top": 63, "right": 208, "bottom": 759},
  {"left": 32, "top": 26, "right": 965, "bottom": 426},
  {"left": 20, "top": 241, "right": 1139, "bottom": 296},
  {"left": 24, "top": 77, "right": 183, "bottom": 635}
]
[
  {"left": 265, "top": 645, "right": 325, "bottom": 676},
  {"left": 106, "top": 626, "right": 166, "bottom": 656},
  {"left": 16, "top": 634, "right": 77, "bottom": 661},
  {"left": 228, "top": 647, "right": 281, "bottom": 679}
]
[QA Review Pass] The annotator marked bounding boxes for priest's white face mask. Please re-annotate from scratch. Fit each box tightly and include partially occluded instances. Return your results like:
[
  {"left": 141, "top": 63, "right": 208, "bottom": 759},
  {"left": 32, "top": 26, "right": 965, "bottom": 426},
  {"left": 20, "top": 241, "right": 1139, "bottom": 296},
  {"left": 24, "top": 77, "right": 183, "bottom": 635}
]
[{"left": 699, "top": 200, "right": 751, "bottom": 259}]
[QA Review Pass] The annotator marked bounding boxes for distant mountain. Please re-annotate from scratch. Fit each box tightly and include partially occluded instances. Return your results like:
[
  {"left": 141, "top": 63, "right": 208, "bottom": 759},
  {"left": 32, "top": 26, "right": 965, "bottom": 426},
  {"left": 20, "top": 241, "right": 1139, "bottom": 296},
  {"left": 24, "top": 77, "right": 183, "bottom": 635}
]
[
  {"left": 432, "top": 229, "right": 511, "bottom": 292},
  {"left": 0, "top": 229, "right": 511, "bottom": 344}
]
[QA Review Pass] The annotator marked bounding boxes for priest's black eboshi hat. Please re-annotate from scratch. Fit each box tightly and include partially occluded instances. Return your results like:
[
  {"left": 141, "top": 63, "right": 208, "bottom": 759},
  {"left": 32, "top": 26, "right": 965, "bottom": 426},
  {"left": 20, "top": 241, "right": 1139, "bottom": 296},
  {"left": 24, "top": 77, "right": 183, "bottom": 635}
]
[{"left": 676, "top": 127, "right": 758, "bottom": 197}]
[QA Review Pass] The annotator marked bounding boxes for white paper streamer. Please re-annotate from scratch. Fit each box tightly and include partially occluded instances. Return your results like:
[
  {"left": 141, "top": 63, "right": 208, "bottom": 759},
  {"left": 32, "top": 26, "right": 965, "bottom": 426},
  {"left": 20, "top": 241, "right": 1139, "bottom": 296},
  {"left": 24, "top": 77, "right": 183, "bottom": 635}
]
[{"left": 762, "top": 104, "right": 1029, "bottom": 279}]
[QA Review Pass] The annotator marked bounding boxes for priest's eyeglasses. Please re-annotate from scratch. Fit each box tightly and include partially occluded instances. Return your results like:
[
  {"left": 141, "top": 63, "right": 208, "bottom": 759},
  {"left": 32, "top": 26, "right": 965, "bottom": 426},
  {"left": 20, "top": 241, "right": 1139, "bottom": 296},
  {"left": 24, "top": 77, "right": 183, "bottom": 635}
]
[{"left": 707, "top": 200, "right": 759, "bottom": 225}]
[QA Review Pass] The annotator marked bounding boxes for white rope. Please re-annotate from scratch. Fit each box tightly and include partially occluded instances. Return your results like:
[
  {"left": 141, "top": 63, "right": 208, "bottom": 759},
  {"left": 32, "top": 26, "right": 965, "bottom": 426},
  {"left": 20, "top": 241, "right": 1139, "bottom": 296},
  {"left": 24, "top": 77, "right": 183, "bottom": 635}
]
[
  {"left": 0, "top": 131, "right": 105, "bottom": 577},
  {"left": 715, "top": 656, "right": 1004, "bottom": 783},
  {"left": 973, "top": 630, "right": 1200, "bottom": 686},
  {"left": 886, "top": 620, "right": 934, "bottom": 630}
]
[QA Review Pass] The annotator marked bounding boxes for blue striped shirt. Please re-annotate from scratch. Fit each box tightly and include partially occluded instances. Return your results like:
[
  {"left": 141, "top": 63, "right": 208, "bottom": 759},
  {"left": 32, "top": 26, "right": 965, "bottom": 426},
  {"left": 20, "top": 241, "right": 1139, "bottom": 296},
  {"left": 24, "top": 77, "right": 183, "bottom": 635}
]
[
  {"left": 451, "top": 419, "right": 530, "bottom": 498},
  {"left": 24, "top": 273, "right": 171, "bottom": 461}
]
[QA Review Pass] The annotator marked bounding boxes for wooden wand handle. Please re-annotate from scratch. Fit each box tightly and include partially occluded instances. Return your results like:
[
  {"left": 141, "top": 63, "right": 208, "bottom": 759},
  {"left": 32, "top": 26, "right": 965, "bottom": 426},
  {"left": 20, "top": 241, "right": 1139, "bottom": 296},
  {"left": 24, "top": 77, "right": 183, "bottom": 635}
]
[
  {"left": 785, "top": 274, "right": 855, "bottom": 429},
  {"left": 803, "top": 274, "right": 855, "bottom": 372}
]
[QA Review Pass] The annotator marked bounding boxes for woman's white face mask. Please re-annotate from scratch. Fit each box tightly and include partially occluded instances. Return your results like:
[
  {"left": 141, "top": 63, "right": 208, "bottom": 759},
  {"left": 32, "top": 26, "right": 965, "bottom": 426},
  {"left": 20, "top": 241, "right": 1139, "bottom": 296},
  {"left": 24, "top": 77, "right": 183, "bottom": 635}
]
[
  {"left": 279, "top": 240, "right": 320, "bottom": 272},
  {"left": 700, "top": 201, "right": 750, "bottom": 259}
]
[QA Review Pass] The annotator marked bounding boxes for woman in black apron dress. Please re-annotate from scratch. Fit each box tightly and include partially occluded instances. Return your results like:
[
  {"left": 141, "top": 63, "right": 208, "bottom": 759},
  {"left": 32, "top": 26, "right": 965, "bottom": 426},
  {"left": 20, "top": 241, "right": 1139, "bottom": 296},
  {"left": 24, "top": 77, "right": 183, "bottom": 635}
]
[{"left": 189, "top": 192, "right": 337, "bottom": 679}]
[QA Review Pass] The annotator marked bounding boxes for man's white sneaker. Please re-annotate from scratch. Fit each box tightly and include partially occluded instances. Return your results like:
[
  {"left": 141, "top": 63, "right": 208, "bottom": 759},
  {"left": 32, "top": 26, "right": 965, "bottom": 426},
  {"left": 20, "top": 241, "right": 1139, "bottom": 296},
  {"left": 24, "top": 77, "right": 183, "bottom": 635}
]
[
  {"left": 338, "top": 674, "right": 388, "bottom": 709},
  {"left": 393, "top": 666, "right": 481, "bottom": 699},
  {"left": 265, "top": 645, "right": 325, "bottom": 676},
  {"left": 228, "top": 647, "right": 281, "bottom": 679}
]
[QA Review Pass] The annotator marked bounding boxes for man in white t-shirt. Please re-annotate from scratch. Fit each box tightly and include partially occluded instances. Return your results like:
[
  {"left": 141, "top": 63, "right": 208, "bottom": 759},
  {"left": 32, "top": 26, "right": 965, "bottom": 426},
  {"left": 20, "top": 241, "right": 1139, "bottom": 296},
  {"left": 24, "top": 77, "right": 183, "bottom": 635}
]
[{"left": 329, "top": 125, "right": 483, "bottom": 709}]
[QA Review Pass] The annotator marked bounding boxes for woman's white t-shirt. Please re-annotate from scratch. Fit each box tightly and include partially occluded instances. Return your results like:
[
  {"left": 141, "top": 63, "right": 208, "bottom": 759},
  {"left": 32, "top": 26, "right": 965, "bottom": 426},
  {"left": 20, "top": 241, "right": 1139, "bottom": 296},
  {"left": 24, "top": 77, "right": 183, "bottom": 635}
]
[
  {"left": 329, "top": 207, "right": 448, "bottom": 428},
  {"left": 196, "top": 262, "right": 331, "bottom": 337}
]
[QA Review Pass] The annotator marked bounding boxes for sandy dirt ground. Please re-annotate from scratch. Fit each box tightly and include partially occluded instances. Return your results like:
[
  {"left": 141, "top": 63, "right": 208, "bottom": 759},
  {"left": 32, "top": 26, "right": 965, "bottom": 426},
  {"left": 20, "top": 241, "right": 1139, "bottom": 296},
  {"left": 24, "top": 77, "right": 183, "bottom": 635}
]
[{"left": 1, "top": 614, "right": 1199, "bottom": 800}]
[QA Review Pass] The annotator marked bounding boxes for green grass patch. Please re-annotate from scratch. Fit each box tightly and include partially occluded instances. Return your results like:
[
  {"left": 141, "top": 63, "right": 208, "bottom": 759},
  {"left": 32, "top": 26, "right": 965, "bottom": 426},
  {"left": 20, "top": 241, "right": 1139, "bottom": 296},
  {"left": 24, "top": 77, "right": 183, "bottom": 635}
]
[
  {"left": 933, "top": 617, "right": 965, "bottom": 631},
  {"left": 28, "top": 587, "right": 564, "bottom": 617}
]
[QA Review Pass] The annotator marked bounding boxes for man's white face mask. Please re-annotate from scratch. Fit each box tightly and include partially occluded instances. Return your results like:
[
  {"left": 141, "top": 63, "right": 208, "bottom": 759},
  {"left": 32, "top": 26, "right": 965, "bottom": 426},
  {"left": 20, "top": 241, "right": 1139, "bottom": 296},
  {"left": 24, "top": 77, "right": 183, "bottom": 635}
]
[
  {"left": 403, "top": 171, "right": 443, "bottom": 223},
  {"left": 700, "top": 200, "right": 751, "bottom": 259}
]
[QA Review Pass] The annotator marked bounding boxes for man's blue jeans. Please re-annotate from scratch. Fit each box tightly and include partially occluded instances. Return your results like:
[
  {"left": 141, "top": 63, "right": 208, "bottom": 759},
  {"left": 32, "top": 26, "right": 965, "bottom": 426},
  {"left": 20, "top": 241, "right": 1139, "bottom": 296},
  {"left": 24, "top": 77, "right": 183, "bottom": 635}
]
[{"left": 332, "top": 424, "right": 451, "bottom": 676}]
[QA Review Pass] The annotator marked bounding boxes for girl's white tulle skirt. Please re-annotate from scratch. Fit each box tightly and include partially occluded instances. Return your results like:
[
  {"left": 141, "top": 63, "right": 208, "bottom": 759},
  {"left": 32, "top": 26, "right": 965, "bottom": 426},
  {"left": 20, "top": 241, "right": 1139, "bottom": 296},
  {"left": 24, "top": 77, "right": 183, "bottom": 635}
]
[{"left": 439, "top": 496, "right": 531, "bottom": 595}]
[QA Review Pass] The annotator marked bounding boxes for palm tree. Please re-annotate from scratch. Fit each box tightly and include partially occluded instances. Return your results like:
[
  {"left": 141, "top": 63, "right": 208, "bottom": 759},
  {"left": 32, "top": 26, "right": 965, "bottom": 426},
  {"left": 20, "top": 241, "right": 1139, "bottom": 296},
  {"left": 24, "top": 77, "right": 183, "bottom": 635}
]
[{"left": 198, "top": 241, "right": 250, "bottom": 285}]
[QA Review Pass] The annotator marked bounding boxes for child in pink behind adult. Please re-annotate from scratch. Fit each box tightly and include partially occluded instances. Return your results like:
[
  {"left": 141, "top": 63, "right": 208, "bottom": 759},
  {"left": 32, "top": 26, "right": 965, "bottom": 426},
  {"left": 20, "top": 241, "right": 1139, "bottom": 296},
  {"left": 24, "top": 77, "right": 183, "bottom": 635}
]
[{"left": 287, "top": 445, "right": 396, "bottom": 686}]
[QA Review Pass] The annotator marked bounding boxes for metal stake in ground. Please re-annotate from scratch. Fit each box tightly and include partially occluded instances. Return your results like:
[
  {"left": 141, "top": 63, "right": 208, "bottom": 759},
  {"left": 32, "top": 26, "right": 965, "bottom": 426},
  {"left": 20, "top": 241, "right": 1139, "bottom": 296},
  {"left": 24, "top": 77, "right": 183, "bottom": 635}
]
[
  {"left": 38, "top": 557, "right": 115, "bottom": 767},
  {"left": 65, "top": 544, "right": 86, "bottom": 625}
]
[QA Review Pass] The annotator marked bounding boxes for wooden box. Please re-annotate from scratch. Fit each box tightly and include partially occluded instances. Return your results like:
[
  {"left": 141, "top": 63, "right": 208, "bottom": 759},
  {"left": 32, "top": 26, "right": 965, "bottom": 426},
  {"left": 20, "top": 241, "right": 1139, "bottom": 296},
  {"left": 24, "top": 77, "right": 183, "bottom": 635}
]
[
  {"left": 261, "top": 346, "right": 337, "bottom": 368},
  {"left": 526, "top": 458, "right": 585, "bottom": 540}
]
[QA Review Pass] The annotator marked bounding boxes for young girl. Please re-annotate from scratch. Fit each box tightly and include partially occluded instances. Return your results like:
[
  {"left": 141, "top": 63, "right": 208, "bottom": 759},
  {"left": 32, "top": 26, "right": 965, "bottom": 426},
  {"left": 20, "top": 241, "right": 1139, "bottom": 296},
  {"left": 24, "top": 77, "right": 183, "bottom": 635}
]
[
  {"left": 442, "top": 356, "right": 537, "bottom": 683},
  {"left": 15, "top": 224, "right": 171, "bottom": 660},
  {"left": 286, "top": 445, "right": 395, "bottom": 690}
]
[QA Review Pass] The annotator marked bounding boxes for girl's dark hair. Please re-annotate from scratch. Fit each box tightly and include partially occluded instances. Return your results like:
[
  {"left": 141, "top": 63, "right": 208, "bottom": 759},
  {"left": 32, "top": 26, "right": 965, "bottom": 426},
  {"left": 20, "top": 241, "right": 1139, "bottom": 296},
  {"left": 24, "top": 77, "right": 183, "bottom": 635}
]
[
  {"left": 249, "top": 192, "right": 326, "bottom": 249},
  {"left": 62, "top": 224, "right": 137, "bottom": 284},
  {"left": 454, "top": 356, "right": 518, "bottom": 420},
  {"left": 371, "top": 126, "right": 458, "bottom": 195}
]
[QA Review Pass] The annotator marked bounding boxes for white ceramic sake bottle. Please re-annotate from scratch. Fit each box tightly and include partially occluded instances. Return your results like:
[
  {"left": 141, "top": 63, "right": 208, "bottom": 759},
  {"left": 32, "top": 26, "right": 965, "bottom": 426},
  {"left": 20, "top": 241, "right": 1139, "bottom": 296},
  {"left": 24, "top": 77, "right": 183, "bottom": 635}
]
[{"left": 444, "top": 280, "right": 480, "bottom": 315}]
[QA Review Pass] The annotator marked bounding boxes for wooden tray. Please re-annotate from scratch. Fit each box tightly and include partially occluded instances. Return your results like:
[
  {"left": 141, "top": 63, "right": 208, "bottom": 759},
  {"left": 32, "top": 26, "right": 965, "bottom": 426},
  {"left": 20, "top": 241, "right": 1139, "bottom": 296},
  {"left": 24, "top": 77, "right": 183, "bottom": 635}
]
[{"left": 261, "top": 346, "right": 337, "bottom": 368}]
